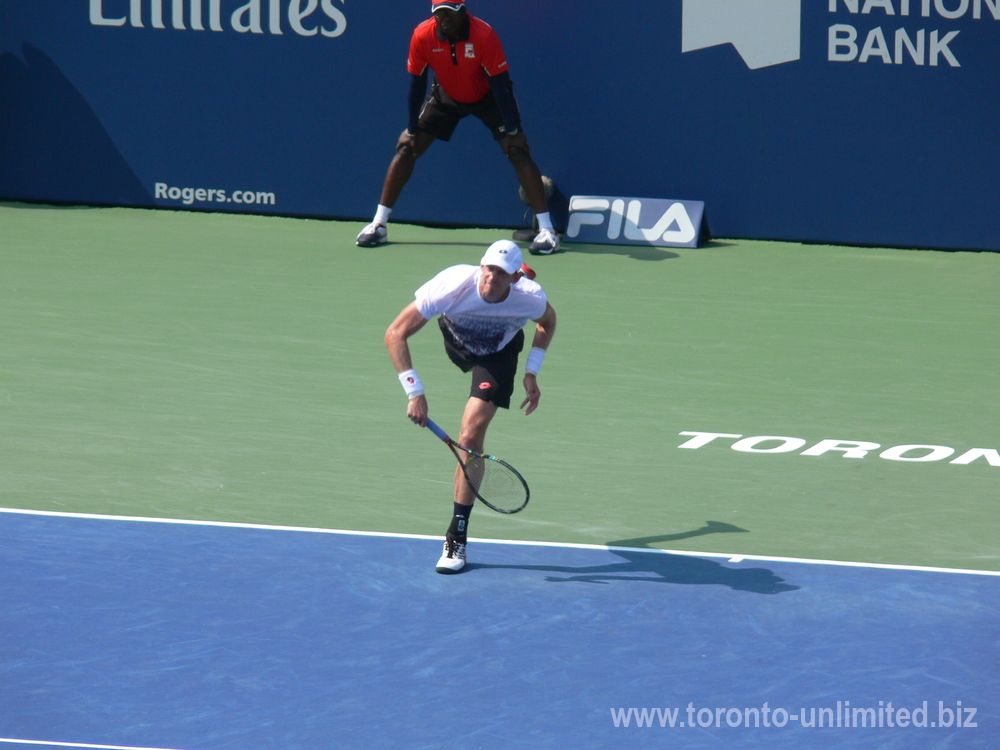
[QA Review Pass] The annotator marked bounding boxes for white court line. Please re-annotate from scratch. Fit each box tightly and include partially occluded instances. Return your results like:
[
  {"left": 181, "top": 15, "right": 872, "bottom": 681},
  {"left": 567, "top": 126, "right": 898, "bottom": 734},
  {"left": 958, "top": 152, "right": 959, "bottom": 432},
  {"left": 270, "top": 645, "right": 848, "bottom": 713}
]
[
  {"left": 1, "top": 506, "right": 998, "bottom": 577},
  {"left": 0, "top": 738, "right": 192, "bottom": 750}
]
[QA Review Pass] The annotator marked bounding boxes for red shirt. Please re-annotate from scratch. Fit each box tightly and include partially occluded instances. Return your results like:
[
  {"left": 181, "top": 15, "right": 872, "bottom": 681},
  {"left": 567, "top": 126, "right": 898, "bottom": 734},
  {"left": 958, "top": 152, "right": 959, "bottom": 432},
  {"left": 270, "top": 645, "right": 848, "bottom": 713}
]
[{"left": 407, "top": 15, "right": 509, "bottom": 104}]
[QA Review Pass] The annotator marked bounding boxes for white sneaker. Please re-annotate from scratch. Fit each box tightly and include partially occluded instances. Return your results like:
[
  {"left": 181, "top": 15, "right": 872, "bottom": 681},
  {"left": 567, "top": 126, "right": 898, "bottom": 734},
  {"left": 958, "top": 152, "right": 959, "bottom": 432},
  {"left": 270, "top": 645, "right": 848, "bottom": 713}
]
[
  {"left": 435, "top": 537, "right": 467, "bottom": 574},
  {"left": 529, "top": 227, "right": 560, "bottom": 255},
  {"left": 356, "top": 222, "right": 387, "bottom": 247}
]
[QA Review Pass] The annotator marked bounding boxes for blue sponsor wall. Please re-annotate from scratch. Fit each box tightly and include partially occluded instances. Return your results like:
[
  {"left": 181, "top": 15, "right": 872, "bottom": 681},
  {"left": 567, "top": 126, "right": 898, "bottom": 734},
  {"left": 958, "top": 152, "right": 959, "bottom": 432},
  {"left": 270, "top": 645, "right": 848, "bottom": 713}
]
[{"left": 1, "top": 1, "right": 998, "bottom": 251}]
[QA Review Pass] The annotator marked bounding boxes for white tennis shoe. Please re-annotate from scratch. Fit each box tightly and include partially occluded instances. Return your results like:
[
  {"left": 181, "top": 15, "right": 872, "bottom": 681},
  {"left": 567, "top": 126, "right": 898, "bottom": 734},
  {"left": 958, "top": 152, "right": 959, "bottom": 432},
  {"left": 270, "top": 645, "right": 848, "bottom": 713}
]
[
  {"left": 435, "top": 537, "right": 467, "bottom": 574},
  {"left": 529, "top": 227, "right": 560, "bottom": 255},
  {"left": 356, "top": 222, "right": 387, "bottom": 247}
]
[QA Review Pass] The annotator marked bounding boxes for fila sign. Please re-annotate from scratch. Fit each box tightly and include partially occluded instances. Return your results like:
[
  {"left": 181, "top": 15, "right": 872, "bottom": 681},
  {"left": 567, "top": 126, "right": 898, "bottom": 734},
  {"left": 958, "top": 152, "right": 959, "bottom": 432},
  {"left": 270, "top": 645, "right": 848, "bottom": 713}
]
[{"left": 566, "top": 196, "right": 709, "bottom": 248}]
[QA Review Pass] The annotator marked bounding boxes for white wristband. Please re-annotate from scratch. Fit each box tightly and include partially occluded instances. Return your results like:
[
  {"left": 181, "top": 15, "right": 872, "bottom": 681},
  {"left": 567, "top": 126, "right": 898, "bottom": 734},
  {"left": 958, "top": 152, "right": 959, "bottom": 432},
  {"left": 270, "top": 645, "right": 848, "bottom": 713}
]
[
  {"left": 398, "top": 369, "right": 424, "bottom": 398},
  {"left": 525, "top": 347, "right": 546, "bottom": 375}
]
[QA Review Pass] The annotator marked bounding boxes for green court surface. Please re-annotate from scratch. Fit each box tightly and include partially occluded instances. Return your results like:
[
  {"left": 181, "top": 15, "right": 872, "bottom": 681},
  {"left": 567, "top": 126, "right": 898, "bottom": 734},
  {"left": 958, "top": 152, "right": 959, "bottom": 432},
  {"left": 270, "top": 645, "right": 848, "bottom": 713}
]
[{"left": 2, "top": 202, "right": 997, "bottom": 572}]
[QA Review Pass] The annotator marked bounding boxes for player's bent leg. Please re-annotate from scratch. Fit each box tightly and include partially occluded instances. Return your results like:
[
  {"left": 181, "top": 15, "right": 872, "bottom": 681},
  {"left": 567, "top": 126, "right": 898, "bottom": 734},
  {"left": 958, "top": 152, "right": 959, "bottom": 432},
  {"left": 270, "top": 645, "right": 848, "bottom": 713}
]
[
  {"left": 457, "top": 396, "right": 500, "bottom": 456},
  {"left": 436, "top": 398, "right": 499, "bottom": 574},
  {"left": 453, "top": 397, "right": 498, "bottom": 506}
]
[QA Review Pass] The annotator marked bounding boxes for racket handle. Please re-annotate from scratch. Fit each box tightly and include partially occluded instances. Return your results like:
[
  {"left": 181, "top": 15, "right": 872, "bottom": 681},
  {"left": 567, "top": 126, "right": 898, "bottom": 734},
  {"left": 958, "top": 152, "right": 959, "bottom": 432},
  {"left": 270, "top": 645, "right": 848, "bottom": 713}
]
[{"left": 425, "top": 418, "right": 450, "bottom": 442}]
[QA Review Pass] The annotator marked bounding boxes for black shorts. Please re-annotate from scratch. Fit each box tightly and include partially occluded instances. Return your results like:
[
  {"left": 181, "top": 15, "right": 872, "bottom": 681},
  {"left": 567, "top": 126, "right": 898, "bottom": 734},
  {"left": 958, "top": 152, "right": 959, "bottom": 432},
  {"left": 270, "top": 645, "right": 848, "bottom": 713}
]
[
  {"left": 439, "top": 319, "right": 524, "bottom": 409},
  {"left": 416, "top": 82, "right": 513, "bottom": 142}
]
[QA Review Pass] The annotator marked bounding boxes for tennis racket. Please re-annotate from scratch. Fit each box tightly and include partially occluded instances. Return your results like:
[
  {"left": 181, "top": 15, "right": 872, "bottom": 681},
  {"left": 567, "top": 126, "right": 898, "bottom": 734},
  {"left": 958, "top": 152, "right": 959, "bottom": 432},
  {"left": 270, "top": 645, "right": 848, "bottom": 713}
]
[{"left": 424, "top": 418, "right": 530, "bottom": 514}]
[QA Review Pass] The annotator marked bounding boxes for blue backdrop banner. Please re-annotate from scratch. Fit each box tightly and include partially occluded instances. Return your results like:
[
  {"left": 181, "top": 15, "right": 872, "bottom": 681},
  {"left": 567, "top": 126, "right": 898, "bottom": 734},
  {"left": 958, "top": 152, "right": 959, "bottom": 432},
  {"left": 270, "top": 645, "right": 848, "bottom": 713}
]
[{"left": 1, "top": 1, "right": 997, "bottom": 250}]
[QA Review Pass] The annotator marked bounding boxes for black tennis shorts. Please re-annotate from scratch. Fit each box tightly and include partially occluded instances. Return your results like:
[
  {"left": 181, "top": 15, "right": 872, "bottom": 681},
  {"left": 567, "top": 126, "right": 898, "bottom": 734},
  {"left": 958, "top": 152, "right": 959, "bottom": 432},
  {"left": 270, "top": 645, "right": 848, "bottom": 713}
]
[
  {"left": 439, "top": 320, "right": 525, "bottom": 409},
  {"left": 416, "top": 82, "right": 512, "bottom": 142}
]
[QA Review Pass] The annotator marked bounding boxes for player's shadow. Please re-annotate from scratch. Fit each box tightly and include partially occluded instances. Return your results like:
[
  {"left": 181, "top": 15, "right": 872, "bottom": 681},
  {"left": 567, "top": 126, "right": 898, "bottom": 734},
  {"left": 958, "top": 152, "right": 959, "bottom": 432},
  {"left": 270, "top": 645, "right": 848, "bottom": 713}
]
[{"left": 469, "top": 521, "right": 799, "bottom": 595}]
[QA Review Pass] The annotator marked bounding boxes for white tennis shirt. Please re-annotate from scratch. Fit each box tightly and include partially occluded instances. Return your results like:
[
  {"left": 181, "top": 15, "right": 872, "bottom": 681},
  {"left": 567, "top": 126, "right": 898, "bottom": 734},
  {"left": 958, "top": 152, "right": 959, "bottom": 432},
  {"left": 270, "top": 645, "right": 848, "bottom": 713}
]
[{"left": 415, "top": 265, "right": 547, "bottom": 357}]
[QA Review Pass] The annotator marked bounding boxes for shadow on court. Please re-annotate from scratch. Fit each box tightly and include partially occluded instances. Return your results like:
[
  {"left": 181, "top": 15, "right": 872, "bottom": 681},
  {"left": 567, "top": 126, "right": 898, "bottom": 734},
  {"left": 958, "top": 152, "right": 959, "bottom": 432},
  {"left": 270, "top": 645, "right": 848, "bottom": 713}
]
[
  {"left": 469, "top": 521, "right": 800, "bottom": 594},
  {"left": 560, "top": 239, "right": 736, "bottom": 261},
  {"left": 383, "top": 239, "right": 491, "bottom": 247},
  {"left": 399, "top": 241, "right": 681, "bottom": 261},
  {"left": 560, "top": 242, "right": 680, "bottom": 261},
  {"left": 609, "top": 520, "right": 751, "bottom": 547}
]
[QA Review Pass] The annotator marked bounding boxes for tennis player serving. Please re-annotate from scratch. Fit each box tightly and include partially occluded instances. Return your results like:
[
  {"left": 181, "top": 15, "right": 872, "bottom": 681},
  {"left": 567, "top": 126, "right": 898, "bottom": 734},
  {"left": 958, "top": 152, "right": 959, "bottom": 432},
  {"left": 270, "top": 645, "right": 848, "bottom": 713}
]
[{"left": 385, "top": 240, "right": 557, "bottom": 573}]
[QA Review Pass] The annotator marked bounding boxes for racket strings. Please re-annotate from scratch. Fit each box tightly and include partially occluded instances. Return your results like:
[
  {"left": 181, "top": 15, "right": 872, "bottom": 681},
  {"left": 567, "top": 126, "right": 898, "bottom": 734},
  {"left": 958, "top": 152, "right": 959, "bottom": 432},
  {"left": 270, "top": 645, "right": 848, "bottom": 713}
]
[{"left": 464, "top": 455, "right": 526, "bottom": 509}]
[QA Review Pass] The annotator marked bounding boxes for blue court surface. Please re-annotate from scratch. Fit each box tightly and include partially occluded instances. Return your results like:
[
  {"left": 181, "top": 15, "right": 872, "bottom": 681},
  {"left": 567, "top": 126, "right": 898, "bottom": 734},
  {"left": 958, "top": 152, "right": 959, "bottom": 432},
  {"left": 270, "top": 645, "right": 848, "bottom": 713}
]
[{"left": 1, "top": 509, "right": 997, "bottom": 750}]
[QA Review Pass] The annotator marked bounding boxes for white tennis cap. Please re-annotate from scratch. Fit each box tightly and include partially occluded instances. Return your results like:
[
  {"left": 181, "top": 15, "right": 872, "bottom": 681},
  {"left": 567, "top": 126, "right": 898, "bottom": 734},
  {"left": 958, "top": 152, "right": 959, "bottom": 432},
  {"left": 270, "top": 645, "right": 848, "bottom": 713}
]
[{"left": 480, "top": 240, "right": 523, "bottom": 275}]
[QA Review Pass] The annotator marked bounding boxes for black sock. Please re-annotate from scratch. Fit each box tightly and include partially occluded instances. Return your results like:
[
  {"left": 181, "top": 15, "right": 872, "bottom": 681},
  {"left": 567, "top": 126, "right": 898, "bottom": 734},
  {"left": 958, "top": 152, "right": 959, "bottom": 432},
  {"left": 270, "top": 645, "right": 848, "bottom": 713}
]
[{"left": 447, "top": 503, "right": 472, "bottom": 541}]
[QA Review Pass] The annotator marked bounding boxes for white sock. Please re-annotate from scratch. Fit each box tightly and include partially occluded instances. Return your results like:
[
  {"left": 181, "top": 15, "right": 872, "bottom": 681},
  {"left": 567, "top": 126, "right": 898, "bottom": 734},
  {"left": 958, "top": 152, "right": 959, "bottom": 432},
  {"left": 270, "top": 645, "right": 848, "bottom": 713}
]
[
  {"left": 536, "top": 211, "right": 553, "bottom": 232},
  {"left": 374, "top": 205, "right": 392, "bottom": 226}
]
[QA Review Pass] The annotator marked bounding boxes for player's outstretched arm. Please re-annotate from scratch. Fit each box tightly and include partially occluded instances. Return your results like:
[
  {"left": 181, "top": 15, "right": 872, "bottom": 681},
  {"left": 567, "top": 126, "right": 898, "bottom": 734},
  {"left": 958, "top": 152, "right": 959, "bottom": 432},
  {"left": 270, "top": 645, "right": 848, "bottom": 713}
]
[
  {"left": 530, "top": 302, "right": 556, "bottom": 350},
  {"left": 521, "top": 374, "right": 541, "bottom": 415},
  {"left": 386, "top": 302, "right": 431, "bottom": 425},
  {"left": 520, "top": 302, "right": 556, "bottom": 415}
]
